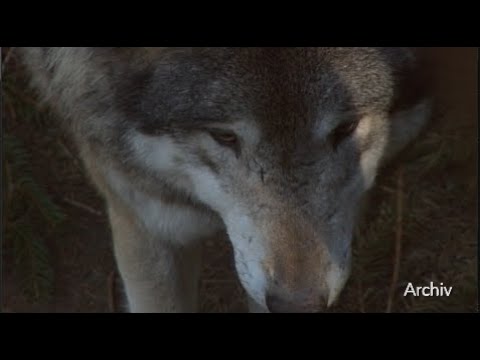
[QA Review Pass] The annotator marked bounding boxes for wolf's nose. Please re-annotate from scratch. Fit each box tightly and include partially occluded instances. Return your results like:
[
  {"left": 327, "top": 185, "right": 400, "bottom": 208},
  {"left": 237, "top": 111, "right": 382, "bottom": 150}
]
[{"left": 265, "top": 291, "right": 328, "bottom": 313}]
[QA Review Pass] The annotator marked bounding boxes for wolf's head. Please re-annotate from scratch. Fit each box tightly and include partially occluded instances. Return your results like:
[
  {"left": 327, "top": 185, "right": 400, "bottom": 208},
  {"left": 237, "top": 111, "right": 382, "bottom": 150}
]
[
  {"left": 118, "top": 48, "right": 431, "bottom": 312},
  {"left": 22, "top": 47, "right": 431, "bottom": 312}
]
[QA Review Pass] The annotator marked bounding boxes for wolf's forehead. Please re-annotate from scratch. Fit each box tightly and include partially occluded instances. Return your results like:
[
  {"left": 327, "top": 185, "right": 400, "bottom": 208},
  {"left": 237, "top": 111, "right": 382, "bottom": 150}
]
[{"left": 131, "top": 48, "right": 393, "bottom": 132}]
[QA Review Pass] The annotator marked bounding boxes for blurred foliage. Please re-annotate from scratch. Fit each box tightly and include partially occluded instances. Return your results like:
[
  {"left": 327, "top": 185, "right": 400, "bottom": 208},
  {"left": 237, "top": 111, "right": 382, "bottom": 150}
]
[{"left": 3, "top": 49, "right": 66, "bottom": 303}]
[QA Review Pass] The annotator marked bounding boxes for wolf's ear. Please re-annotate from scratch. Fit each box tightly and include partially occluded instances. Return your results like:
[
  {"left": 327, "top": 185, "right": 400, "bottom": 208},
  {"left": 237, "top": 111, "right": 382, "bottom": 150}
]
[
  {"left": 388, "top": 47, "right": 435, "bottom": 114},
  {"left": 381, "top": 98, "right": 433, "bottom": 165},
  {"left": 379, "top": 48, "right": 434, "bottom": 165}
]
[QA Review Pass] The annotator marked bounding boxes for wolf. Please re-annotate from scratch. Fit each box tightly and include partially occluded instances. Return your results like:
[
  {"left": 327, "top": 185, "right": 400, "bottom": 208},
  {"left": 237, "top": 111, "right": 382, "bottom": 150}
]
[{"left": 18, "top": 47, "right": 432, "bottom": 312}]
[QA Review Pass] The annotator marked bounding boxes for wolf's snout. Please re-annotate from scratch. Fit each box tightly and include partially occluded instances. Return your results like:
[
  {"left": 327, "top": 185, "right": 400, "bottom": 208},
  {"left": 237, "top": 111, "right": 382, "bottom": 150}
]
[{"left": 265, "top": 287, "right": 328, "bottom": 313}]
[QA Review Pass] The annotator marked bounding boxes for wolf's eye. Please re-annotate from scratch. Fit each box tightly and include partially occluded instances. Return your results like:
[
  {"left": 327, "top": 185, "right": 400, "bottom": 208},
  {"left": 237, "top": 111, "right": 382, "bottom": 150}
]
[
  {"left": 208, "top": 130, "right": 238, "bottom": 147},
  {"left": 331, "top": 119, "right": 359, "bottom": 149}
]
